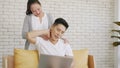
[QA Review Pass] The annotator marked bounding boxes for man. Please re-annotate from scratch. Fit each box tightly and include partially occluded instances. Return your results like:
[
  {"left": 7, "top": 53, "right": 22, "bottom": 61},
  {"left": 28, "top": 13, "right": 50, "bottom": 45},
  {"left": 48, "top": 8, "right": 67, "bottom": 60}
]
[{"left": 26, "top": 18, "right": 73, "bottom": 57}]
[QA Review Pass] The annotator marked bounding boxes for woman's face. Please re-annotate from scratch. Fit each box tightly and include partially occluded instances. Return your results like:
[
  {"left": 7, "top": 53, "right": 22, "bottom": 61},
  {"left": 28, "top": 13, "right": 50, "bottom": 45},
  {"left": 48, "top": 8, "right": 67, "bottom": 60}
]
[{"left": 30, "top": 3, "right": 42, "bottom": 17}]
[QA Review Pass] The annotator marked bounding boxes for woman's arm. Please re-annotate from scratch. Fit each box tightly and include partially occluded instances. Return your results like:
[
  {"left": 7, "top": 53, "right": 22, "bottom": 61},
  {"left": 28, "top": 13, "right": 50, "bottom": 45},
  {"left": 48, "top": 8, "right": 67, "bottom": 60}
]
[
  {"left": 26, "top": 30, "right": 49, "bottom": 44},
  {"left": 22, "top": 15, "right": 30, "bottom": 39}
]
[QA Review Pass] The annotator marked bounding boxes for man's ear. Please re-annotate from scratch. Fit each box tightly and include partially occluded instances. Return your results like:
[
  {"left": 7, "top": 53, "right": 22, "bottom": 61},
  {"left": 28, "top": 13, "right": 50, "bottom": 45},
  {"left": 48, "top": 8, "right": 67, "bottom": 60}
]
[
  {"left": 50, "top": 25, "right": 54, "bottom": 30},
  {"left": 50, "top": 26, "right": 53, "bottom": 33},
  {"left": 49, "top": 27, "right": 53, "bottom": 37}
]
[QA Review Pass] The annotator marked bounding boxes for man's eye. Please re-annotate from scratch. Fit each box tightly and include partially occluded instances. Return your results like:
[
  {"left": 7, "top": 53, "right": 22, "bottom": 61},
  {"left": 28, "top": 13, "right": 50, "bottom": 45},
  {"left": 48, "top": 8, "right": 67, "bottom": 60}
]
[
  {"left": 57, "top": 29, "right": 60, "bottom": 32},
  {"left": 33, "top": 11, "right": 35, "bottom": 12}
]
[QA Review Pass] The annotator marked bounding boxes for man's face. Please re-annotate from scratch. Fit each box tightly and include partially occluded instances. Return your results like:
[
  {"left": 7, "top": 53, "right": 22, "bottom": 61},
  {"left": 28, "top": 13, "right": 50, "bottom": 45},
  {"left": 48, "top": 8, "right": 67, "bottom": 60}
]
[{"left": 50, "top": 24, "right": 66, "bottom": 41}]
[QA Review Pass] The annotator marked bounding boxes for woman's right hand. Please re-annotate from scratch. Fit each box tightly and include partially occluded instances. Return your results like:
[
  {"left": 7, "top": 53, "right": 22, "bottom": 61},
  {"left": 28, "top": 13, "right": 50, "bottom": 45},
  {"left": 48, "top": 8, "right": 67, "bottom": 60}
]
[{"left": 40, "top": 29, "right": 50, "bottom": 40}]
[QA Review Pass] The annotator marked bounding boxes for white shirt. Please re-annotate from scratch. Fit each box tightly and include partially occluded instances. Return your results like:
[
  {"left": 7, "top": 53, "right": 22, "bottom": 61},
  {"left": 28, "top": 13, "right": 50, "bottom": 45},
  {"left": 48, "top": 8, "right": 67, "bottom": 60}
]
[
  {"left": 31, "top": 13, "right": 48, "bottom": 30},
  {"left": 35, "top": 37, "right": 73, "bottom": 57},
  {"left": 29, "top": 13, "right": 49, "bottom": 50}
]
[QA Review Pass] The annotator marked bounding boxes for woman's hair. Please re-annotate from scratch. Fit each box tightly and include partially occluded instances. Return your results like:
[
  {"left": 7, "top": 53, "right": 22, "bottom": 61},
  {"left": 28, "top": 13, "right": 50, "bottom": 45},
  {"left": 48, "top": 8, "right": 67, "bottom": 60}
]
[{"left": 26, "top": 0, "right": 41, "bottom": 15}]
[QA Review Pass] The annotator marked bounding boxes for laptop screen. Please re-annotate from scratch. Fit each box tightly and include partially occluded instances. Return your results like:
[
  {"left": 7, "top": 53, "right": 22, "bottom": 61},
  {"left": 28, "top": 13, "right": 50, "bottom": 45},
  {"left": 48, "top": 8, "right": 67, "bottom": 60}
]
[{"left": 39, "top": 54, "right": 73, "bottom": 68}]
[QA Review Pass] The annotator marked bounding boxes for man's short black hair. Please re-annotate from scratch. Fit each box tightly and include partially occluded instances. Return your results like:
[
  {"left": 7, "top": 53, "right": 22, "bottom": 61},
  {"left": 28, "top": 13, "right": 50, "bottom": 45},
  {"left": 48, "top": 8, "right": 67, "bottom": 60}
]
[{"left": 53, "top": 18, "right": 69, "bottom": 30}]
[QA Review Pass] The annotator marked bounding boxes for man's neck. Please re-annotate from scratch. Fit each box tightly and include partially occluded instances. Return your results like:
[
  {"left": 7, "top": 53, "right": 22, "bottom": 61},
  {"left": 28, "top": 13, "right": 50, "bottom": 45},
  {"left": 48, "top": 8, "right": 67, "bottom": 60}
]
[{"left": 49, "top": 38, "right": 58, "bottom": 45}]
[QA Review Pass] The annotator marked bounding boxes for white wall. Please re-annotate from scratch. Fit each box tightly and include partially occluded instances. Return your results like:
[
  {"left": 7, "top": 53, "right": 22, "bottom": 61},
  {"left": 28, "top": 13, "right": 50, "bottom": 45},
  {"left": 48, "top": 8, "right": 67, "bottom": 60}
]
[
  {"left": 114, "top": 0, "right": 120, "bottom": 68},
  {"left": 0, "top": 0, "right": 114, "bottom": 68}
]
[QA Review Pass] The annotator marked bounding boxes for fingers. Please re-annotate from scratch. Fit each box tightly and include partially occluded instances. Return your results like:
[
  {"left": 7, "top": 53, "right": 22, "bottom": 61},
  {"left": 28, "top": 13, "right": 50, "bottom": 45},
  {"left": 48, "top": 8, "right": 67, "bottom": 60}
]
[{"left": 62, "top": 38, "right": 69, "bottom": 44}]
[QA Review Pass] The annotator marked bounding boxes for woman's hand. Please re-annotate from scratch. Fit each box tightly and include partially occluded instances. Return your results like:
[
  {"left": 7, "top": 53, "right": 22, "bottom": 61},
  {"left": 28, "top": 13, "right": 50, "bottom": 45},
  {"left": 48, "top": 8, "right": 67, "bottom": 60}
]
[
  {"left": 61, "top": 38, "right": 69, "bottom": 44},
  {"left": 40, "top": 29, "right": 50, "bottom": 40}
]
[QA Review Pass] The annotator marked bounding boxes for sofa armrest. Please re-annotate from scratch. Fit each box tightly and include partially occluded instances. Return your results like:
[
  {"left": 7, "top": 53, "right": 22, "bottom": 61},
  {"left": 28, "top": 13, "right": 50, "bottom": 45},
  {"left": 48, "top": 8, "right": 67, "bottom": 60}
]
[
  {"left": 2, "top": 55, "right": 14, "bottom": 68},
  {"left": 2, "top": 56, "right": 8, "bottom": 68},
  {"left": 88, "top": 55, "right": 95, "bottom": 68}
]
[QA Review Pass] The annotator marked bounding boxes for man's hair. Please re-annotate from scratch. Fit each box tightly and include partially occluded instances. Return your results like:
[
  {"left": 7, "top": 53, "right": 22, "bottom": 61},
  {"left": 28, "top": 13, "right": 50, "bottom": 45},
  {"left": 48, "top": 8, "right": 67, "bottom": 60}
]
[{"left": 53, "top": 18, "right": 69, "bottom": 30}]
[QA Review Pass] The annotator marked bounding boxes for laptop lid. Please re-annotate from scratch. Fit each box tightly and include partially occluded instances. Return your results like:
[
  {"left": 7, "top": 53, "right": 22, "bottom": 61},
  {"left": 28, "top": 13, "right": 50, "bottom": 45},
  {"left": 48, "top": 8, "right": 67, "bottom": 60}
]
[{"left": 39, "top": 54, "right": 73, "bottom": 68}]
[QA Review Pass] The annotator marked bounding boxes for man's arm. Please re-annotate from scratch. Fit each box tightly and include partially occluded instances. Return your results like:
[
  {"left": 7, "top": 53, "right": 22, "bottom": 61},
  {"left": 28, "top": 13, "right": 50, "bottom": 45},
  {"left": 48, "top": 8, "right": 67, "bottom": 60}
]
[{"left": 26, "top": 30, "right": 49, "bottom": 44}]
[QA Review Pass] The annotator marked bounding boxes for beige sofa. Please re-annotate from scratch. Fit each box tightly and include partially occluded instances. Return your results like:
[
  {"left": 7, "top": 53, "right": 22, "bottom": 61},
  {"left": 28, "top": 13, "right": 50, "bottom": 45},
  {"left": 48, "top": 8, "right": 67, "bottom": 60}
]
[{"left": 2, "top": 55, "right": 95, "bottom": 68}]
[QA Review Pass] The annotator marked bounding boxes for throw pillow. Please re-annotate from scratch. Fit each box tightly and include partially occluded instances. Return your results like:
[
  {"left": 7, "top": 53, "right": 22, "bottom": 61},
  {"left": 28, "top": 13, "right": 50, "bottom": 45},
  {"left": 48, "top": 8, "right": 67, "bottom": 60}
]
[
  {"left": 14, "top": 48, "right": 39, "bottom": 68},
  {"left": 73, "top": 49, "right": 88, "bottom": 68}
]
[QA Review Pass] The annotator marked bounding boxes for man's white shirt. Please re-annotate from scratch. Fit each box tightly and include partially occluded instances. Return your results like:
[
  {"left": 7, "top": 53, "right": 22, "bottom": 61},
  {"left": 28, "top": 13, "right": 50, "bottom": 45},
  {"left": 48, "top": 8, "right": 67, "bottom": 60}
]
[{"left": 35, "top": 37, "right": 73, "bottom": 57}]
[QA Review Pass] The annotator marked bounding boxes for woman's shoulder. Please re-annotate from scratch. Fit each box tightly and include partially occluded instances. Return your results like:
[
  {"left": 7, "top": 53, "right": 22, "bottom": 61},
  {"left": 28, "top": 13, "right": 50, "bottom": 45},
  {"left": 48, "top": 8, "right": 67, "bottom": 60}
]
[
  {"left": 25, "top": 14, "right": 32, "bottom": 17},
  {"left": 46, "top": 13, "right": 52, "bottom": 17},
  {"left": 24, "top": 14, "right": 33, "bottom": 20},
  {"left": 45, "top": 13, "right": 53, "bottom": 22}
]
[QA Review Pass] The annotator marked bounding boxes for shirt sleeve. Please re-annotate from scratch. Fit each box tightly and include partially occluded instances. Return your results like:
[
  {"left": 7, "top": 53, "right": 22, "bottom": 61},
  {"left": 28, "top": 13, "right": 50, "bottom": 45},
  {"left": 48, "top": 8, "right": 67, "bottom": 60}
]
[
  {"left": 47, "top": 13, "right": 53, "bottom": 28},
  {"left": 65, "top": 44, "right": 73, "bottom": 56},
  {"left": 22, "top": 15, "right": 30, "bottom": 39},
  {"left": 35, "top": 37, "right": 44, "bottom": 56}
]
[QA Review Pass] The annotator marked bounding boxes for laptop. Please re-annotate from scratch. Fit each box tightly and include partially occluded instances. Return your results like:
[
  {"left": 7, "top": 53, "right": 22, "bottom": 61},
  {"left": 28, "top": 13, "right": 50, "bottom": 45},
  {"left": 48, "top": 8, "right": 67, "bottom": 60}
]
[{"left": 39, "top": 54, "right": 73, "bottom": 68}]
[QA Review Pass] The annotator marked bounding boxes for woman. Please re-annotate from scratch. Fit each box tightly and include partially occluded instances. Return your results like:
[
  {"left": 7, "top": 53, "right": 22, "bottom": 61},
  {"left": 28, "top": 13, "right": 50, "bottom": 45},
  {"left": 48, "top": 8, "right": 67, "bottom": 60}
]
[{"left": 22, "top": 0, "right": 53, "bottom": 50}]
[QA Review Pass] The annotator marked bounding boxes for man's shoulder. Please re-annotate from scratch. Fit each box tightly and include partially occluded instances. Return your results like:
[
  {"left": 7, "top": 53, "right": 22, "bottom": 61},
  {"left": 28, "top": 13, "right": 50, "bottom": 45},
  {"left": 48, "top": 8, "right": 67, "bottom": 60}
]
[
  {"left": 36, "top": 37, "right": 48, "bottom": 43},
  {"left": 36, "top": 37, "right": 49, "bottom": 46},
  {"left": 59, "top": 39, "right": 64, "bottom": 43},
  {"left": 59, "top": 39, "right": 70, "bottom": 46}
]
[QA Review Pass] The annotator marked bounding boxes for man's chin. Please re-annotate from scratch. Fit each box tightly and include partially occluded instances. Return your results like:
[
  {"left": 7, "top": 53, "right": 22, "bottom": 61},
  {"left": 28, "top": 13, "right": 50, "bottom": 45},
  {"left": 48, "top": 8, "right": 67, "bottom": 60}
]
[{"left": 53, "top": 38, "right": 59, "bottom": 41}]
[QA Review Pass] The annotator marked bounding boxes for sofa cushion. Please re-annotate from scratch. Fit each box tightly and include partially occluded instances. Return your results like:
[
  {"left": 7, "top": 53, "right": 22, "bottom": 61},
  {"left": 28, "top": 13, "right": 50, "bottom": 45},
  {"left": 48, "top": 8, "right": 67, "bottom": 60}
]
[
  {"left": 73, "top": 49, "right": 88, "bottom": 68},
  {"left": 14, "top": 48, "right": 39, "bottom": 68}
]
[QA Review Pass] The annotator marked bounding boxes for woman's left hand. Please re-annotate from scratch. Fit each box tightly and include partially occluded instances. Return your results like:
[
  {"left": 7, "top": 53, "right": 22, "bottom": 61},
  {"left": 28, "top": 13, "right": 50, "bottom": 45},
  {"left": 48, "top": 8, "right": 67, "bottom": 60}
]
[{"left": 62, "top": 38, "right": 69, "bottom": 44}]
